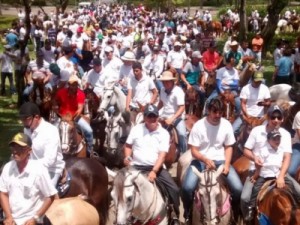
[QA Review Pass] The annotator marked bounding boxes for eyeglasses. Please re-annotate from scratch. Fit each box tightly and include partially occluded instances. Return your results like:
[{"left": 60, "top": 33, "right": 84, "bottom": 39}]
[{"left": 270, "top": 115, "right": 283, "bottom": 120}]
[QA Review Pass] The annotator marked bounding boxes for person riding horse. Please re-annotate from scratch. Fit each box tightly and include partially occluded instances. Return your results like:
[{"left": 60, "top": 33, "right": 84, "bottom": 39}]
[
  {"left": 53, "top": 74, "right": 94, "bottom": 155},
  {"left": 158, "top": 71, "right": 187, "bottom": 155},
  {"left": 123, "top": 104, "right": 180, "bottom": 225},
  {"left": 181, "top": 98, "right": 243, "bottom": 224}
]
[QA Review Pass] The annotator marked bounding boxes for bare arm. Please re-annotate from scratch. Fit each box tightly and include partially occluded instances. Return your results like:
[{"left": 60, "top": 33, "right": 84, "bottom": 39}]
[
  {"left": 241, "top": 98, "right": 248, "bottom": 117},
  {"left": 0, "top": 192, "right": 15, "bottom": 225},
  {"left": 74, "top": 103, "right": 84, "bottom": 119},
  {"left": 123, "top": 143, "right": 133, "bottom": 166},
  {"left": 277, "top": 152, "right": 291, "bottom": 188},
  {"left": 223, "top": 145, "right": 233, "bottom": 175},
  {"left": 149, "top": 88, "right": 158, "bottom": 105},
  {"left": 191, "top": 145, "right": 216, "bottom": 170},
  {"left": 126, "top": 89, "right": 132, "bottom": 111}
]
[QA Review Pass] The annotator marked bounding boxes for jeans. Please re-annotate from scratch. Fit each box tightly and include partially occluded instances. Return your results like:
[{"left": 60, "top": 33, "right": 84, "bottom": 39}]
[
  {"left": 192, "top": 84, "right": 206, "bottom": 106},
  {"left": 240, "top": 171, "right": 254, "bottom": 218},
  {"left": 77, "top": 117, "right": 94, "bottom": 153},
  {"left": 1, "top": 72, "right": 16, "bottom": 95},
  {"left": 232, "top": 116, "right": 243, "bottom": 136},
  {"left": 155, "top": 79, "right": 163, "bottom": 92},
  {"left": 174, "top": 118, "right": 187, "bottom": 154},
  {"left": 203, "top": 89, "right": 241, "bottom": 116},
  {"left": 288, "top": 143, "right": 300, "bottom": 177},
  {"left": 181, "top": 160, "right": 243, "bottom": 219}
]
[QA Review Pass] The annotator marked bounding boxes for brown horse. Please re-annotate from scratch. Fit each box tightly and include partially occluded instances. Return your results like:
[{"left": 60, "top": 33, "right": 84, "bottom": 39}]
[
  {"left": 211, "top": 21, "right": 223, "bottom": 37},
  {"left": 219, "top": 90, "right": 236, "bottom": 124},
  {"left": 59, "top": 117, "right": 87, "bottom": 159},
  {"left": 185, "top": 88, "right": 202, "bottom": 117},
  {"left": 256, "top": 182, "right": 300, "bottom": 225},
  {"left": 84, "top": 88, "right": 101, "bottom": 120},
  {"left": 63, "top": 158, "right": 109, "bottom": 225}
]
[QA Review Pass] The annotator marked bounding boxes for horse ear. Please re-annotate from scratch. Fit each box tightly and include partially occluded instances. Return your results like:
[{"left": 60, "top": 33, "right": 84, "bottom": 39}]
[
  {"left": 191, "top": 166, "right": 202, "bottom": 178},
  {"left": 216, "top": 164, "right": 224, "bottom": 177},
  {"left": 106, "top": 167, "right": 116, "bottom": 179}
]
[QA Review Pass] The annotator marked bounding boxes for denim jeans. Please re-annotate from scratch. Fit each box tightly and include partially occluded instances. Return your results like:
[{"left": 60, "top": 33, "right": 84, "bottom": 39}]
[
  {"left": 77, "top": 117, "right": 94, "bottom": 153},
  {"left": 174, "top": 118, "right": 187, "bottom": 154},
  {"left": 1, "top": 72, "right": 16, "bottom": 95},
  {"left": 155, "top": 79, "right": 163, "bottom": 92},
  {"left": 192, "top": 84, "right": 206, "bottom": 106},
  {"left": 181, "top": 159, "right": 243, "bottom": 219},
  {"left": 203, "top": 89, "right": 241, "bottom": 116},
  {"left": 232, "top": 116, "right": 243, "bottom": 136},
  {"left": 288, "top": 143, "right": 300, "bottom": 177}
]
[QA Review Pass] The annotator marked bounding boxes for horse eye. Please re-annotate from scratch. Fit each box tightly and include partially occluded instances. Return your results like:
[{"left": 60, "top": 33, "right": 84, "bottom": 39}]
[
  {"left": 127, "top": 196, "right": 132, "bottom": 202},
  {"left": 107, "top": 95, "right": 111, "bottom": 98}
]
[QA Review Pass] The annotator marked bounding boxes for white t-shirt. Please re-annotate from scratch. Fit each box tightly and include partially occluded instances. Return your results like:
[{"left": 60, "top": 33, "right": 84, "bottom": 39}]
[
  {"left": 56, "top": 56, "right": 75, "bottom": 75},
  {"left": 0, "top": 160, "right": 57, "bottom": 225},
  {"left": 292, "top": 111, "right": 300, "bottom": 144},
  {"left": 240, "top": 83, "right": 271, "bottom": 117},
  {"left": 126, "top": 123, "right": 170, "bottom": 166},
  {"left": 167, "top": 50, "right": 187, "bottom": 69},
  {"left": 188, "top": 117, "right": 236, "bottom": 161},
  {"left": 257, "top": 142, "right": 289, "bottom": 178},
  {"left": 41, "top": 46, "right": 56, "bottom": 64},
  {"left": 160, "top": 85, "right": 185, "bottom": 119},
  {"left": 216, "top": 66, "right": 239, "bottom": 90},
  {"left": 0, "top": 53, "right": 14, "bottom": 73},
  {"left": 24, "top": 118, "right": 65, "bottom": 174},
  {"left": 102, "top": 57, "right": 123, "bottom": 82},
  {"left": 244, "top": 124, "right": 292, "bottom": 170},
  {"left": 127, "top": 74, "right": 156, "bottom": 108}
]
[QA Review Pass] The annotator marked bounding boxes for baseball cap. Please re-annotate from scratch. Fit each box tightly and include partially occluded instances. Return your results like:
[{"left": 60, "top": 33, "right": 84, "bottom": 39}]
[
  {"left": 253, "top": 72, "right": 264, "bottom": 82},
  {"left": 174, "top": 41, "right": 182, "bottom": 46},
  {"left": 68, "top": 74, "right": 79, "bottom": 84},
  {"left": 9, "top": 133, "right": 32, "bottom": 147},
  {"left": 267, "top": 105, "right": 283, "bottom": 116},
  {"left": 230, "top": 40, "right": 239, "bottom": 46},
  {"left": 144, "top": 104, "right": 159, "bottom": 117},
  {"left": 92, "top": 58, "right": 102, "bottom": 66},
  {"left": 19, "top": 102, "right": 40, "bottom": 118},
  {"left": 267, "top": 130, "right": 281, "bottom": 140},
  {"left": 192, "top": 51, "right": 202, "bottom": 59},
  {"left": 104, "top": 46, "right": 113, "bottom": 52}
]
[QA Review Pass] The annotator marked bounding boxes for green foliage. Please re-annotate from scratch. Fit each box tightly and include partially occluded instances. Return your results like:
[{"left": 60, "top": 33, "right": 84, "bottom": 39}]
[{"left": 0, "top": 16, "right": 18, "bottom": 30}]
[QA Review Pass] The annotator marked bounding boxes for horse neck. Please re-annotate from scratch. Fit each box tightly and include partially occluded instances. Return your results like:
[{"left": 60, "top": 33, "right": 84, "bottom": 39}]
[
  {"left": 113, "top": 87, "right": 126, "bottom": 113},
  {"left": 132, "top": 175, "right": 164, "bottom": 220}
]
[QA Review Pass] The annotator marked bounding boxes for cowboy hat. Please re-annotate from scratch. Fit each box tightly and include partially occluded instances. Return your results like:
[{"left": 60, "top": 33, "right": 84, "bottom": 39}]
[{"left": 158, "top": 71, "right": 177, "bottom": 81}]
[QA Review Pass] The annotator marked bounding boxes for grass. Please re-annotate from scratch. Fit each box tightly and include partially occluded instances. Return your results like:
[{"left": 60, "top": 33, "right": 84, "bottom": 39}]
[{"left": 0, "top": 94, "right": 22, "bottom": 161}]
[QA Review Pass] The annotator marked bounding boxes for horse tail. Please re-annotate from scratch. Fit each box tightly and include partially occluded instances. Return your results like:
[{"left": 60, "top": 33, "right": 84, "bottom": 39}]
[{"left": 99, "top": 191, "right": 110, "bottom": 225}]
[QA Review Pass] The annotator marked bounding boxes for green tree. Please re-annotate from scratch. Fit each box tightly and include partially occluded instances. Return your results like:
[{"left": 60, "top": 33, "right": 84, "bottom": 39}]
[{"left": 261, "top": 0, "right": 288, "bottom": 56}]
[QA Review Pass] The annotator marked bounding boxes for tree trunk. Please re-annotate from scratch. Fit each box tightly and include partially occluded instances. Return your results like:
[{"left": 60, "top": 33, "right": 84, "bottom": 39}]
[
  {"left": 261, "top": 0, "right": 288, "bottom": 57},
  {"left": 239, "top": 0, "right": 247, "bottom": 41},
  {"left": 0, "top": 0, "right": 2, "bottom": 16}
]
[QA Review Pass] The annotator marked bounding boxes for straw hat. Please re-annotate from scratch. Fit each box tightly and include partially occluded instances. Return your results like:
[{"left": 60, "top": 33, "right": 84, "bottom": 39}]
[{"left": 158, "top": 71, "right": 177, "bottom": 81}]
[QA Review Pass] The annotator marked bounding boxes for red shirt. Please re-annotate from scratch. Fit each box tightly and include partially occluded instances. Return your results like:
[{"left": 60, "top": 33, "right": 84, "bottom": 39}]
[
  {"left": 55, "top": 88, "right": 85, "bottom": 117},
  {"left": 202, "top": 50, "right": 220, "bottom": 72}
]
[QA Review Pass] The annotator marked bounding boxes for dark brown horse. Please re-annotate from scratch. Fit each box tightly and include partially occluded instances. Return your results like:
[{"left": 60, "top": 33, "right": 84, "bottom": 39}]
[
  {"left": 256, "top": 182, "right": 300, "bottom": 225},
  {"left": 63, "top": 157, "right": 109, "bottom": 225},
  {"left": 84, "top": 88, "right": 101, "bottom": 120},
  {"left": 185, "top": 88, "right": 202, "bottom": 117}
]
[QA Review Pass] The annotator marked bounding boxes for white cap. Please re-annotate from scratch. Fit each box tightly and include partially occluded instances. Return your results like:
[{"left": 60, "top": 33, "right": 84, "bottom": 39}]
[
  {"left": 192, "top": 51, "right": 202, "bottom": 59},
  {"left": 230, "top": 41, "right": 239, "bottom": 46},
  {"left": 174, "top": 41, "right": 182, "bottom": 46},
  {"left": 104, "top": 46, "right": 113, "bottom": 52}
]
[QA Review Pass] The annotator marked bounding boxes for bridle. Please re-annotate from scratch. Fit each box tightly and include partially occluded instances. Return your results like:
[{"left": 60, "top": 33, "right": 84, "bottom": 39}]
[
  {"left": 198, "top": 169, "right": 223, "bottom": 224},
  {"left": 100, "top": 87, "right": 115, "bottom": 112},
  {"left": 116, "top": 172, "right": 159, "bottom": 225}
]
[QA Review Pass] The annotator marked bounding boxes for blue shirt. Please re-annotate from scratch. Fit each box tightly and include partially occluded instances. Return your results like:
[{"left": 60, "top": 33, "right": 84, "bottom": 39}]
[
  {"left": 6, "top": 33, "right": 18, "bottom": 47},
  {"left": 277, "top": 56, "right": 293, "bottom": 76}
]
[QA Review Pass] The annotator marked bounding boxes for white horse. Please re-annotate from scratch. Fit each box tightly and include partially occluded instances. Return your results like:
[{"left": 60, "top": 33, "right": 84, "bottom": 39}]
[
  {"left": 191, "top": 165, "right": 231, "bottom": 225},
  {"left": 111, "top": 167, "right": 168, "bottom": 225},
  {"left": 45, "top": 195, "right": 99, "bottom": 225},
  {"left": 269, "top": 83, "right": 295, "bottom": 105}
]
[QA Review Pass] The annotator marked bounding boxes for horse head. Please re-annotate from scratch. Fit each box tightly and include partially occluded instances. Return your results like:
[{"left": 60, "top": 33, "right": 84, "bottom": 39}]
[
  {"left": 192, "top": 165, "right": 230, "bottom": 225},
  {"left": 111, "top": 167, "right": 167, "bottom": 225},
  {"left": 59, "top": 120, "right": 76, "bottom": 154}
]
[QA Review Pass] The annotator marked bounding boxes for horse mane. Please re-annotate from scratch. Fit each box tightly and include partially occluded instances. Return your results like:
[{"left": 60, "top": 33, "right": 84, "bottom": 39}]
[
  {"left": 217, "top": 174, "right": 230, "bottom": 194},
  {"left": 114, "top": 167, "right": 129, "bottom": 204}
]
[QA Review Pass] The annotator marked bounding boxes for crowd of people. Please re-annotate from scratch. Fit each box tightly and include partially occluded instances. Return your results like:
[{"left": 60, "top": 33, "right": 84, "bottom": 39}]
[{"left": 1, "top": 2, "right": 300, "bottom": 225}]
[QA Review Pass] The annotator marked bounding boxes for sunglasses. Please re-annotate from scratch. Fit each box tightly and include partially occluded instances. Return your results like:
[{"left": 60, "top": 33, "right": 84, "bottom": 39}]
[{"left": 270, "top": 115, "right": 283, "bottom": 120}]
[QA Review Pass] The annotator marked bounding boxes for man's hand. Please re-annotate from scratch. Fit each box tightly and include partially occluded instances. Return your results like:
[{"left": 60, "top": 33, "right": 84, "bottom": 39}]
[
  {"left": 187, "top": 84, "right": 192, "bottom": 90},
  {"left": 254, "top": 156, "right": 263, "bottom": 167},
  {"left": 165, "top": 117, "right": 174, "bottom": 126},
  {"left": 276, "top": 176, "right": 285, "bottom": 188},
  {"left": 124, "top": 156, "right": 132, "bottom": 166},
  {"left": 204, "top": 159, "right": 216, "bottom": 170},
  {"left": 148, "top": 171, "right": 157, "bottom": 182},
  {"left": 222, "top": 165, "right": 230, "bottom": 175},
  {"left": 23, "top": 218, "right": 37, "bottom": 225},
  {"left": 3, "top": 217, "right": 16, "bottom": 225}
]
